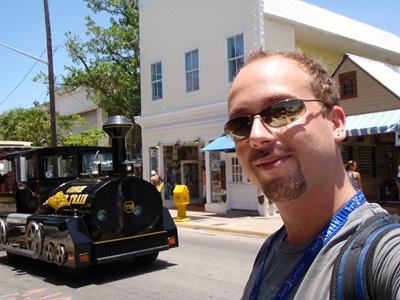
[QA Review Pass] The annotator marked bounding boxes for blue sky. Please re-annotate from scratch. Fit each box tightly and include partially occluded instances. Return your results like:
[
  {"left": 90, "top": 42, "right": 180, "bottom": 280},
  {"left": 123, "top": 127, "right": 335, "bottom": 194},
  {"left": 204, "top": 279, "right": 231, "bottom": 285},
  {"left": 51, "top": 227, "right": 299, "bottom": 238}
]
[
  {"left": 304, "top": 0, "right": 400, "bottom": 35},
  {"left": 0, "top": 0, "right": 110, "bottom": 113},
  {"left": 0, "top": 0, "right": 399, "bottom": 113}
]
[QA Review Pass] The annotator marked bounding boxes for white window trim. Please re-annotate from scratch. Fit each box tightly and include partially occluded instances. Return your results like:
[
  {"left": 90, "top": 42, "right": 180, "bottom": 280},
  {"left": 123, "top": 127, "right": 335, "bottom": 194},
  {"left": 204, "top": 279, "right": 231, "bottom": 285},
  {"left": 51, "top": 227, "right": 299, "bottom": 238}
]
[
  {"left": 151, "top": 61, "right": 163, "bottom": 101},
  {"left": 228, "top": 155, "right": 251, "bottom": 184},
  {"left": 185, "top": 48, "right": 200, "bottom": 94},
  {"left": 226, "top": 33, "right": 245, "bottom": 83}
]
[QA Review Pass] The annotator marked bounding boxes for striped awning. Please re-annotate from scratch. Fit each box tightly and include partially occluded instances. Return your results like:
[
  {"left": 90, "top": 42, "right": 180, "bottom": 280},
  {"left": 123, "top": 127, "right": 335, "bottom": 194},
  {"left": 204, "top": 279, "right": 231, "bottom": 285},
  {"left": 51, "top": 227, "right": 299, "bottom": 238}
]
[
  {"left": 345, "top": 109, "right": 400, "bottom": 137},
  {"left": 0, "top": 146, "right": 34, "bottom": 159},
  {"left": 201, "top": 134, "right": 235, "bottom": 151}
]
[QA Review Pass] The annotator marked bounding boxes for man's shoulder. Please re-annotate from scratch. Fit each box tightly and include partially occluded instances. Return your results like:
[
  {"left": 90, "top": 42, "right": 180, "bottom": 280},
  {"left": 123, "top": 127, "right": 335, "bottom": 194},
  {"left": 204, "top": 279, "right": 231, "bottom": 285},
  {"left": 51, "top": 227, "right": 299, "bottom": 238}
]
[
  {"left": 334, "top": 204, "right": 390, "bottom": 247},
  {"left": 350, "top": 203, "right": 387, "bottom": 219},
  {"left": 331, "top": 211, "right": 400, "bottom": 299}
]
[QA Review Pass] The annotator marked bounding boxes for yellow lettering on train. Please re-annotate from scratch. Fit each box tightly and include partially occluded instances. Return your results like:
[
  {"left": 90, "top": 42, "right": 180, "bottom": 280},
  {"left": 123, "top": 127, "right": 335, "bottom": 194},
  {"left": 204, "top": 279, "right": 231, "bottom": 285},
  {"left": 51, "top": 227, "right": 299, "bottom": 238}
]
[
  {"left": 69, "top": 194, "right": 89, "bottom": 204},
  {"left": 66, "top": 186, "right": 87, "bottom": 193}
]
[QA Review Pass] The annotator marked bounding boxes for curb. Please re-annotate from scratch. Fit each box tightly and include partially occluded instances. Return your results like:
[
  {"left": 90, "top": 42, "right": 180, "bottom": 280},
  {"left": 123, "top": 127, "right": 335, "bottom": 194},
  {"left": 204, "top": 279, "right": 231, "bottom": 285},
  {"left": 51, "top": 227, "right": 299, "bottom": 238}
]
[{"left": 174, "top": 220, "right": 274, "bottom": 238}]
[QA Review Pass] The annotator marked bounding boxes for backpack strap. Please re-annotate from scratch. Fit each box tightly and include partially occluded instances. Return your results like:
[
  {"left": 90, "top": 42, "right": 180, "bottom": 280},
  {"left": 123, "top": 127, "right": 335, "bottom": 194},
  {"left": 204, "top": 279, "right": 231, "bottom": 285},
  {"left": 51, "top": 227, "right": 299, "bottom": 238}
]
[
  {"left": 331, "top": 212, "right": 400, "bottom": 300},
  {"left": 361, "top": 216, "right": 400, "bottom": 298}
]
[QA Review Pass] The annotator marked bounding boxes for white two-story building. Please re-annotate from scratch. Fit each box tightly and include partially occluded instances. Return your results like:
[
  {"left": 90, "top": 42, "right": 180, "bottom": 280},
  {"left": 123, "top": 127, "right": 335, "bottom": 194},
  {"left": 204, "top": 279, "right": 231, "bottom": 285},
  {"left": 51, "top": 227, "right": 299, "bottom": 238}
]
[{"left": 116, "top": 0, "right": 400, "bottom": 214}]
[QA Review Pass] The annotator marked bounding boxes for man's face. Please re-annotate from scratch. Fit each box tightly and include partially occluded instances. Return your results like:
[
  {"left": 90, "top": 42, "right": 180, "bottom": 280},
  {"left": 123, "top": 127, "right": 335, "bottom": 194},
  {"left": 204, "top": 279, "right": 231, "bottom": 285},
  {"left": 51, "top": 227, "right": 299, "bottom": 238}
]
[{"left": 227, "top": 56, "right": 338, "bottom": 203}]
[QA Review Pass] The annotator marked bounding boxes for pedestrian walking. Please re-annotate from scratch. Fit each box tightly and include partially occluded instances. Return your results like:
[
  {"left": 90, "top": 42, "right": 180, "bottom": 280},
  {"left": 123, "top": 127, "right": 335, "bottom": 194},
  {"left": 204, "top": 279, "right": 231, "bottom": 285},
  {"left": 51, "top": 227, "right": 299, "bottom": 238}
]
[
  {"left": 150, "top": 170, "right": 161, "bottom": 187},
  {"left": 344, "top": 160, "right": 362, "bottom": 191}
]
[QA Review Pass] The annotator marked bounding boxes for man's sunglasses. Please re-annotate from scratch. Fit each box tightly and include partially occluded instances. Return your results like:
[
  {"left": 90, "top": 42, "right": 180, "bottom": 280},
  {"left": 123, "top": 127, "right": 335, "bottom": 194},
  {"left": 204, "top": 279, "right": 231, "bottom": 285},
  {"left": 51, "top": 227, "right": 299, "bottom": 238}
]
[{"left": 224, "top": 99, "right": 326, "bottom": 142}]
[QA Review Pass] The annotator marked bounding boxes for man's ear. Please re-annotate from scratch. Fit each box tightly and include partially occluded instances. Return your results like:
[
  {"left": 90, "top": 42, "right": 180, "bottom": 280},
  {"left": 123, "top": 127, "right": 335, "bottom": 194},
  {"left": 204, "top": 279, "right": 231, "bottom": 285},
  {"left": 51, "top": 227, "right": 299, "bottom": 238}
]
[{"left": 330, "top": 106, "right": 346, "bottom": 142}]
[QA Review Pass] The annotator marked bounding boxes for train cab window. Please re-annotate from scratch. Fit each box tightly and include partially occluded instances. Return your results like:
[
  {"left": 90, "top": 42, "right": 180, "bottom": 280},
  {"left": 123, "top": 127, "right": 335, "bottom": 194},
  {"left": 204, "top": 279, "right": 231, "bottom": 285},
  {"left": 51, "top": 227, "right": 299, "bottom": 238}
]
[
  {"left": 26, "top": 155, "right": 39, "bottom": 179},
  {"left": 44, "top": 155, "right": 78, "bottom": 178},
  {"left": 83, "top": 152, "right": 113, "bottom": 175}
]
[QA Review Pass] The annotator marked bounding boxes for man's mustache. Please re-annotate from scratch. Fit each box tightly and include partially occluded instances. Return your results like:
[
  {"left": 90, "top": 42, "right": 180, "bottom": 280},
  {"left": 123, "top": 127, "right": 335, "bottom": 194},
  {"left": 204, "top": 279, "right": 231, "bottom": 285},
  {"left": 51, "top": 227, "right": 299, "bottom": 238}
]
[{"left": 249, "top": 145, "right": 294, "bottom": 163}]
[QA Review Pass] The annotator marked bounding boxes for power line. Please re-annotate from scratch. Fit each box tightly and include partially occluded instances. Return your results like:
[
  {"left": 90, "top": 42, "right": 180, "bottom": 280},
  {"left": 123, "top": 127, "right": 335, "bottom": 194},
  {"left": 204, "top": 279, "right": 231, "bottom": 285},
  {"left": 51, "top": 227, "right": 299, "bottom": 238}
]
[
  {"left": 0, "top": 46, "right": 59, "bottom": 108},
  {"left": 0, "top": 49, "right": 47, "bottom": 107}
]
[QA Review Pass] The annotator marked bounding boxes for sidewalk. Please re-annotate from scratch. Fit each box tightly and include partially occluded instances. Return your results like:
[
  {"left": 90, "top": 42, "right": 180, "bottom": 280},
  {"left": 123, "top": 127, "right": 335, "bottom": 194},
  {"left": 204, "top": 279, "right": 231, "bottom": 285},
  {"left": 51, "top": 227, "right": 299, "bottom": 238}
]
[
  {"left": 168, "top": 204, "right": 283, "bottom": 238},
  {"left": 168, "top": 199, "right": 400, "bottom": 239}
]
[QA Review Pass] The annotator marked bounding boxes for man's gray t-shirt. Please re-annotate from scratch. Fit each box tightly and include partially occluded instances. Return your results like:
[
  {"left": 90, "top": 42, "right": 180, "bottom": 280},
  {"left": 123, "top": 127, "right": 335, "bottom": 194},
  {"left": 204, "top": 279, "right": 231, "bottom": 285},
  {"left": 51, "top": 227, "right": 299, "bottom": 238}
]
[{"left": 242, "top": 204, "right": 400, "bottom": 299}]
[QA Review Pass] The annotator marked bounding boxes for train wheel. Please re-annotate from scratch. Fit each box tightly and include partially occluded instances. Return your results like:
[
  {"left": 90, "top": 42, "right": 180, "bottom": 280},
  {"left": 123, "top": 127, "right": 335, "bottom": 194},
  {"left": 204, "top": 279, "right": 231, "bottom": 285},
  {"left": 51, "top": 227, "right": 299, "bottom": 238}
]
[
  {"left": 0, "top": 218, "right": 6, "bottom": 250},
  {"left": 26, "top": 221, "right": 43, "bottom": 259},
  {"left": 134, "top": 252, "right": 159, "bottom": 264},
  {"left": 54, "top": 244, "right": 67, "bottom": 265},
  {"left": 43, "top": 242, "right": 55, "bottom": 262}
]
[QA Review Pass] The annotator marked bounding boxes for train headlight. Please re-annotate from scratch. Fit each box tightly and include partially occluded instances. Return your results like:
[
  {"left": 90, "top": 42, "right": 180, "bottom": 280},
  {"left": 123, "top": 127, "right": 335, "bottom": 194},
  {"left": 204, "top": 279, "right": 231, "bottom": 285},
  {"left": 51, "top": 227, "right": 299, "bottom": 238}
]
[
  {"left": 97, "top": 209, "right": 108, "bottom": 221},
  {"left": 134, "top": 206, "right": 143, "bottom": 216},
  {"left": 122, "top": 160, "right": 134, "bottom": 173}
]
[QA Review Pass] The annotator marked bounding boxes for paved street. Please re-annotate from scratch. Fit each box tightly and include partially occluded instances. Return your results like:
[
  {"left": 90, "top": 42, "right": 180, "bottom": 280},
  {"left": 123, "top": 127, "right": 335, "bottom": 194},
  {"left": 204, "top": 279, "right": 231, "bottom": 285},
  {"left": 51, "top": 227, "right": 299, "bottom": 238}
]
[
  {"left": 2, "top": 201, "right": 399, "bottom": 299},
  {"left": 0, "top": 223, "right": 266, "bottom": 300}
]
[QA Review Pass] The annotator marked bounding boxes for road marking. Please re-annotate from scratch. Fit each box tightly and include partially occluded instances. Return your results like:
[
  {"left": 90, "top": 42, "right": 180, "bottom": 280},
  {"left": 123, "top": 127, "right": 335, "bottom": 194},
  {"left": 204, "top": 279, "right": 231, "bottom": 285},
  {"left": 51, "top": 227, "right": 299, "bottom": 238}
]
[{"left": 2, "top": 288, "right": 71, "bottom": 300}]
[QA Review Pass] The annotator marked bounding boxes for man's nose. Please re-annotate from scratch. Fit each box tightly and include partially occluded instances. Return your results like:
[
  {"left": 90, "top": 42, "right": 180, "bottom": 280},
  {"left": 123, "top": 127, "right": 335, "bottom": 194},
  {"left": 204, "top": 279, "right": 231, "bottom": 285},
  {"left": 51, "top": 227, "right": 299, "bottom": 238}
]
[{"left": 248, "top": 116, "right": 277, "bottom": 148}]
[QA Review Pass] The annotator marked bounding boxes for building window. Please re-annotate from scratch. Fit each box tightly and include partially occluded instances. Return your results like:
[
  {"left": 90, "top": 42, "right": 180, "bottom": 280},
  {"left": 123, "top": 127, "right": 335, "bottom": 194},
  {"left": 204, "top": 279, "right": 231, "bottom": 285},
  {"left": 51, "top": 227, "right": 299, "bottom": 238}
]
[
  {"left": 339, "top": 71, "right": 357, "bottom": 99},
  {"left": 185, "top": 49, "right": 199, "bottom": 93},
  {"left": 151, "top": 62, "right": 163, "bottom": 100},
  {"left": 231, "top": 157, "right": 244, "bottom": 182},
  {"left": 227, "top": 33, "right": 244, "bottom": 82}
]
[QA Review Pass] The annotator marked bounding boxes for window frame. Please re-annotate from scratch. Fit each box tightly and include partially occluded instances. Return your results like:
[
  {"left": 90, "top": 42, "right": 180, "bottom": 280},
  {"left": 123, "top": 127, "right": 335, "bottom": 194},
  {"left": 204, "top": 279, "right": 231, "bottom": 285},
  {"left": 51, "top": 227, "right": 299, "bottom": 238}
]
[
  {"left": 185, "top": 49, "right": 200, "bottom": 93},
  {"left": 151, "top": 61, "right": 163, "bottom": 101},
  {"left": 227, "top": 33, "right": 244, "bottom": 82},
  {"left": 230, "top": 156, "right": 250, "bottom": 183},
  {"left": 339, "top": 71, "right": 358, "bottom": 99}
]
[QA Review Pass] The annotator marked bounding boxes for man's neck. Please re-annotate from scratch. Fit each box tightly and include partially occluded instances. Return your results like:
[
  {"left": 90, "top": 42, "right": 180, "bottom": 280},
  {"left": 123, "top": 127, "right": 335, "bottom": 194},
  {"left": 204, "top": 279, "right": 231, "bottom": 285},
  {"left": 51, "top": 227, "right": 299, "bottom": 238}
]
[{"left": 275, "top": 187, "right": 356, "bottom": 244}]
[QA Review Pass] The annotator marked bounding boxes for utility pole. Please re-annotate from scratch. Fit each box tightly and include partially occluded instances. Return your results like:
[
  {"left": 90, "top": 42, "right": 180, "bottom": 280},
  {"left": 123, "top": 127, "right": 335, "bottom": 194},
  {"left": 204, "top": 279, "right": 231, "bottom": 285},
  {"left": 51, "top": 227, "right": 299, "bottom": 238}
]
[{"left": 43, "top": 0, "right": 57, "bottom": 147}]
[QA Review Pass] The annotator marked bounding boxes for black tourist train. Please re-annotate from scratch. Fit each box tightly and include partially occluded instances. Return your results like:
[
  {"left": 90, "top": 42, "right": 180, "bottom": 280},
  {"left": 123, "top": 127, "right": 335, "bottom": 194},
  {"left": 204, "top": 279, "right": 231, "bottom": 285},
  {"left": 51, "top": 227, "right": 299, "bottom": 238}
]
[{"left": 0, "top": 116, "right": 178, "bottom": 277}]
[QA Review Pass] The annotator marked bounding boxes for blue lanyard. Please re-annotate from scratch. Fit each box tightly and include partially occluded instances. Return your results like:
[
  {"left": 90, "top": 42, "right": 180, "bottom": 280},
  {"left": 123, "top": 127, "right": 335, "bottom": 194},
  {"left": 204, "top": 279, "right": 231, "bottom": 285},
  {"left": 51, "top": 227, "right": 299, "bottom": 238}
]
[{"left": 249, "top": 190, "right": 366, "bottom": 300}]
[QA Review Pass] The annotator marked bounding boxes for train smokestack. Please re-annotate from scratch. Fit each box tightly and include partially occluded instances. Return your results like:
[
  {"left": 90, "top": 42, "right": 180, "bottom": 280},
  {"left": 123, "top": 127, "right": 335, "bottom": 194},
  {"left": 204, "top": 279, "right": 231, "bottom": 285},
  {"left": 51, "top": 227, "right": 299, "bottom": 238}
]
[{"left": 102, "top": 116, "right": 133, "bottom": 175}]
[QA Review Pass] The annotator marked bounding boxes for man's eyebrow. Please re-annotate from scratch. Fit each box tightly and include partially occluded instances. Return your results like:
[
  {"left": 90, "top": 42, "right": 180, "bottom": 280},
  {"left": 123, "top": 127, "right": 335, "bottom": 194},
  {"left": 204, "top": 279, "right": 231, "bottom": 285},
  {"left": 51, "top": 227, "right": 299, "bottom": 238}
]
[
  {"left": 267, "top": 94, "right": 295, "bottom": 102},
  {"left": 229, "top": 105, "right": 250, "bottom": 117},
  {"left": 229, "top": 94, "right": 295, "bottom": 115}
]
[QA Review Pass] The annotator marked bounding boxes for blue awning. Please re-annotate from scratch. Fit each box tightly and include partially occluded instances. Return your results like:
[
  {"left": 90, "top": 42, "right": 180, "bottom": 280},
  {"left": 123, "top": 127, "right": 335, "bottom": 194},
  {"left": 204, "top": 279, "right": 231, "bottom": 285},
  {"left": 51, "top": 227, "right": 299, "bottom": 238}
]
[
  {"left": 346, "top": 109, "right": 400, "bottom": 137},
  {"left": 201, "top": 134, "right": 235, "bottom": 151}
]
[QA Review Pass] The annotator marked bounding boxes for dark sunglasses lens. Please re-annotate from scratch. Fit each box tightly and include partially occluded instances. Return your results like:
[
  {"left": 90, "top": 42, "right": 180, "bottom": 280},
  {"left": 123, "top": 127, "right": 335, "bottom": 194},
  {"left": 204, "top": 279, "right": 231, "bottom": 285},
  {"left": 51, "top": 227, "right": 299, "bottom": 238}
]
[
  {"left": 267, "top": 100, "right": 306, "bottom": 127},
  {"left": 225, "top": 100, "right": 309, "bottom": 141},
  {"left": 225, "top": 116, "right": 251, "bottom": 141}
]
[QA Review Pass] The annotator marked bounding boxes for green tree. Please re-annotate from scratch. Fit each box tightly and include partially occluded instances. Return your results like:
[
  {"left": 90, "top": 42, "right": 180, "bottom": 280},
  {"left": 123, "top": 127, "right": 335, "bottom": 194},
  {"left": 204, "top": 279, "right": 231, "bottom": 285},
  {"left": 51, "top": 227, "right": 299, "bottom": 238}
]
[
  {"left": 63, "top": 127, "right": 108, "bottom": 147},
  {"left": 0, "top": 102, "right": 106, "bottom": 146},
  {"left": 61, "top": 0, "right": 141, "bottom": 155}
]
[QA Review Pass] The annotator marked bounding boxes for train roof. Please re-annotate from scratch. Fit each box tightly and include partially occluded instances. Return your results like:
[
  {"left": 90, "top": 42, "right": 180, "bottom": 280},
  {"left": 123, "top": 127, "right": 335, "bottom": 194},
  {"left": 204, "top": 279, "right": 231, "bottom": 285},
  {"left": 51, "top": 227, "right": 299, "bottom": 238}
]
[
  {"left": 0, "top": 145, "right": 39, "bottom": 160},
  {"left": 1, "top": 145, "right": 111, "bottom": 160}
]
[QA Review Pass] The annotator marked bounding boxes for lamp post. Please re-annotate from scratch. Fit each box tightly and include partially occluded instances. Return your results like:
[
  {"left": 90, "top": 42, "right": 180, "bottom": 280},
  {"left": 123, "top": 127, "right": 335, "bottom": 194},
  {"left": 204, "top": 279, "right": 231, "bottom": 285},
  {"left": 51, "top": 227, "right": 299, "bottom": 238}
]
[{"left": 0, "top": 43, "right": 48, "bottom": 65}]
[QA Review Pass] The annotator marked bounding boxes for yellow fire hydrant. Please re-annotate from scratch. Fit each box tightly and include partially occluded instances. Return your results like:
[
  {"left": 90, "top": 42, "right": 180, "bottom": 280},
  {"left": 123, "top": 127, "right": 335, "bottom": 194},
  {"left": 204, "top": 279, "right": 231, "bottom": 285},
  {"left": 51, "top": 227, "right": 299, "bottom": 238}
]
[{"left": 173, "top": 185, "right": 191, "bottom": 222}]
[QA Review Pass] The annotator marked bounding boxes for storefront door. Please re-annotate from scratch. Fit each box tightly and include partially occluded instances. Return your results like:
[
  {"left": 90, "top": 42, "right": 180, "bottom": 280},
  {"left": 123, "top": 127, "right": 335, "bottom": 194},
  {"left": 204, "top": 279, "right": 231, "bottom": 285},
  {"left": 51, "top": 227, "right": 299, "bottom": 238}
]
[
  {"left": 226, "top": 153, "right": 259, "bottom": 211},
  {"left": 180, "top": 160, "right": 200, "bottom": 200}
]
